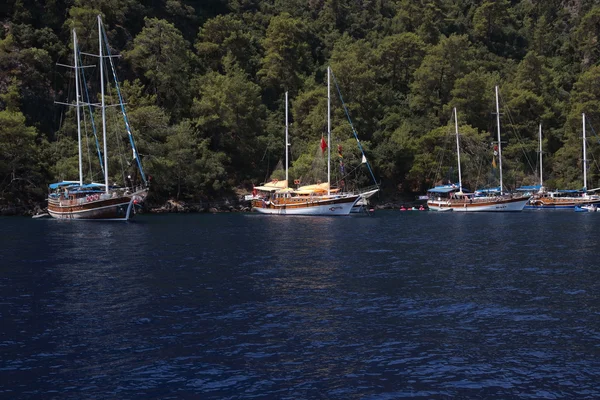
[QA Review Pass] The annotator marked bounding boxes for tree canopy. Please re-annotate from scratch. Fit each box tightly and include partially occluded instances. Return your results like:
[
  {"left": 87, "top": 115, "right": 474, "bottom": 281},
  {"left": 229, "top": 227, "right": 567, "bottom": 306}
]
[{"left": 2, "top": 0, "right": 600, "bottom": 210}]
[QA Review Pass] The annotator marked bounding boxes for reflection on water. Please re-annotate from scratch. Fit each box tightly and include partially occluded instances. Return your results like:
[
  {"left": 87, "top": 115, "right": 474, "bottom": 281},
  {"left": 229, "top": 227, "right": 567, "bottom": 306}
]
[{"left": 1, "top": 212, "right": 599, "bottom": 399}]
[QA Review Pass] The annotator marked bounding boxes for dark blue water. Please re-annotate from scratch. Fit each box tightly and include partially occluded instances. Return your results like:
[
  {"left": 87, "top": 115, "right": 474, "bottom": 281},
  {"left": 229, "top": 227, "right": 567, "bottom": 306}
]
[{"left": 1, "top": 211, "right": 600, "bottom": 399}]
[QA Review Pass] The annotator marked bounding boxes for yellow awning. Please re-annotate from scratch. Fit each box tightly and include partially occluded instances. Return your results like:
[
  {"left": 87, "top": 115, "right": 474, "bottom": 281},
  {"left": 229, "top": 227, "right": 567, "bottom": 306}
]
[
  {"left": 297, "top": 182, "right": 329, "bottom": 192},
  {"left": 254, "top": 179, "right": 288, "bottom": 192}
]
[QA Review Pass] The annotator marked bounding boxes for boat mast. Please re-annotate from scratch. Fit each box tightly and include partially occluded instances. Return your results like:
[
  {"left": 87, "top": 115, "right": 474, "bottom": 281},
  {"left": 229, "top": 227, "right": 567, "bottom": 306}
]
[
  {"left": 327, "top": 66, "right": 331, "bottom": 195},
  {"left": 539, "top": 124, "right": 543, "bottom": 188},
  {"left": 454, "top": 108, "right": 462, "bottom": 193},
  {"left": 100, "top": 20, "right": 147, "bottom": 187},
  {"left": 583, "top": 113, "right": 587, "bottom": 191},
  {"left": 73, "top": 29, "right": 83, "bottom": 186},
  {"left": 495, "top": 86, "right": 503, "bottom": 194},
  {"left": 98, "top": 15, "right": 109, "bottom": 194},
  {"left": 285, "top": 91, "right": 289, "bottom": 186}
]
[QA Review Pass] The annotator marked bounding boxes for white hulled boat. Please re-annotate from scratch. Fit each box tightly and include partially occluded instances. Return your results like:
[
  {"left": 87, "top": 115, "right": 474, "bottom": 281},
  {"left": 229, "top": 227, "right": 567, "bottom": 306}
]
[
  {"left": 252, "top": 68, "right": 362, "bottom": 215},
  {"left": 525, "top": 114, "right": 600, "bottom": 210},
  {"left": 427, "top": 98, "right": 529, "bottom": 212}
]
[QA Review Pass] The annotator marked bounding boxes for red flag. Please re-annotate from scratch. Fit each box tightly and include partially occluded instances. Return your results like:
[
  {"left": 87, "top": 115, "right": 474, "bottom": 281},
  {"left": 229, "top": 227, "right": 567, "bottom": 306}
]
[{"left": 320, "top": 137, "right": 327, "bottom": 153}]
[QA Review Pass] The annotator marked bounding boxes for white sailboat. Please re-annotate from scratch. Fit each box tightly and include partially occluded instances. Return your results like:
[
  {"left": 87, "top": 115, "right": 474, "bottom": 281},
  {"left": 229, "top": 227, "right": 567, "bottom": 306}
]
[
  {"left": 526, "top": 113, "right": 600, "bottom": 209},
  {"left": 252, "top": 67, "right": 361, "bottom": 215},
  {"left": 47, "top": 15, "right": 148, "bottom": 220},
  {"left": 428, "top": 95, "right": 530, "bottom": 212}
]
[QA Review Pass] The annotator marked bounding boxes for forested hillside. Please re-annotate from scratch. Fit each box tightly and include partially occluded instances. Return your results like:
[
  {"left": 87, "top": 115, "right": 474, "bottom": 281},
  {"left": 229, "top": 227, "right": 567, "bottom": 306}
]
[{"left": 2, "top": 0, "right": 600, "bottom": 212}]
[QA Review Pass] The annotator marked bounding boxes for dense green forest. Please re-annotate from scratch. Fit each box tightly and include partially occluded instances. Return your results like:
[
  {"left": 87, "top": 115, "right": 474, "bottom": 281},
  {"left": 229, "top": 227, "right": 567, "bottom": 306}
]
[{"left": 2, "top": 0, "right": 600, "bottom": 212}]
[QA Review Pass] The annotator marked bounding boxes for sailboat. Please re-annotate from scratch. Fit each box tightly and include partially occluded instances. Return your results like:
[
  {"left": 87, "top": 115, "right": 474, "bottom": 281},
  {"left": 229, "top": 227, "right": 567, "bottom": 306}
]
[
  {"left": 515, "top": 123, "right": 543, "bottom": 205},
  {"left": 526, "top": 113, "right": 600, "bottom": 210},
  {"left": 427, "top": 96, "right": 530, "bottom": 212},
  {"left": 47, "top": 16, "right": 149, "bottom": 220},
  {"left": 251, "top": 67, "right": 362, "bottom": 215},
  {"left": 327, "top": 71, "right": 380, "bottom": 213}
]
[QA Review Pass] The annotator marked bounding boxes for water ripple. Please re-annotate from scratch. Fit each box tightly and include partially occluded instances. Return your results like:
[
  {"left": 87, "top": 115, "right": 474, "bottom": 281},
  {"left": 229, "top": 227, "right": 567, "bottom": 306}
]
[{"left": 1, "top": 212, "right": 600, "bottom": 398}]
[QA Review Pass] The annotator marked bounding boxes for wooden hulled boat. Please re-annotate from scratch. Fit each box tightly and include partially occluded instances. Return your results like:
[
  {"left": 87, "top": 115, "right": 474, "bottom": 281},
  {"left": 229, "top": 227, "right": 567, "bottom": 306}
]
[
  {"left": 427, "top": 186, "right": 530, "bottom": 212},
  {"left": 527, "top": 190, "right": 600, "bottom": 209},
  {"left": 252, "top": 184, "right": 360, "bottom": 216},
  {"left": 47, "top": 16, "right": 149, "bottom": 221},
  {"left": 521, "top": 116, "right": 600, "bottom": 210},
  {"left": 427, "top": 90, "right": 529, "bottom": 213},
  {"left": 251, "top": 67, "right": 375, "bottom": 216},
  {"left": 47, "top": 183, "right": 147, "bottom": 220}
]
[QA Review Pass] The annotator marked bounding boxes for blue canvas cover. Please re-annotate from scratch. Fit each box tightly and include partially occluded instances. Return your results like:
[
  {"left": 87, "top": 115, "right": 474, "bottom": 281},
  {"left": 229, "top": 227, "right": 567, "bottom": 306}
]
[
  {"left": 557, "top": 189, "right": 583, "bottom": 193},
  {"left": 428, "top": 185, "right": 460, "bottom": 194},
  {"left": 516, "top": 185, "right": 541, "bottom": 192},
  {"left": 48, "top": 181, "right": 80, "bottom": 189},
  {"left": 475, "top": 186, "right": 501, "bottom": 194}
]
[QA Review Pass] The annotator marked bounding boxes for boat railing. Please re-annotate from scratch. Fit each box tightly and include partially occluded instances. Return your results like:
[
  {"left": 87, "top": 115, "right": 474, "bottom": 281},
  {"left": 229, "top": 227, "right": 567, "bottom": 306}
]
[{"left": 343, "top": 185, "right": 379, "bottom": 196}]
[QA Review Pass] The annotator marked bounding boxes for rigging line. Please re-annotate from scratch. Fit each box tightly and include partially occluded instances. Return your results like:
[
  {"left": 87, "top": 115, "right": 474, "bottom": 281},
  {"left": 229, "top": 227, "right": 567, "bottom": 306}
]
[
  {"left": 585, "top": 117, "right": 600, "bottom": 177},
  {"left": 101, "top": 23, "right": 147, "bottom": 186},
  {"left": 429, "top": 140, "right": 445, "bottom": 183},
  {"left": 438, "top": 137, "right": 451, "bottom": 181},
  {"left": 472, "top": 140, "right": 486, "bottom": 190},
  {"left": 497, "top": 89, "right": 536, "bottom": 175},
  {"left": 78, "top": 68, "right": 95, "bottom": 182},
  {"left": 78, "top": 46, "right": 105, "bottom": 176},
  {"left": 102, "top": 72, "right": 122, "bottom": 176},
  {"left": 262, "top": 149, "right": 271, "bottom": 183},
  {"left": 329, "top": 68, "right": 379, "bottom": 187},
  {"left": 55, "top": 108, "right": 65, "bottom": 169},
  {"left": 260, "top": 145, "right": 268, "bottom": 162},
  {"left": 53, "top": 64, "right": 72, "bottom": 169},
  {"left": 431, "top": 142, "right": 443, "bottom": 182},
  {"left": 430, "top": 119, "right": 455, "bottom": 184},
  {"left": 431, "top": 134, "right": 443, "bottom": 182},
  {"left": 445, "top": 121, "right": 456, "bottom": 183},
  {"left": 81, "top": 95, "right": 94, "bottom": 181},
  {"left": 341, "top": 163, "right": 364, "bottom": 182},
  {"left": 55, "top": 67, "right": 68, "bottom": 151},
  {"left": 587, "top": 116, "right": 600, "bottom": 144},
  {"left": 432, "top": 111, "right": 456, "bottom": 184},
  {"left": 105, "top": 77, "right": 128, "bottom": 186}
]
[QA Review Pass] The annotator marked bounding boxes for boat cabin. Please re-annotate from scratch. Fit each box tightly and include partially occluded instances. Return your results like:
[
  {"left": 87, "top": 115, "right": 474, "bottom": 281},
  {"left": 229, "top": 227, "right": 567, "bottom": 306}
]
[{"left": 427, "top": 184, "right": 462, "bottom": 200}]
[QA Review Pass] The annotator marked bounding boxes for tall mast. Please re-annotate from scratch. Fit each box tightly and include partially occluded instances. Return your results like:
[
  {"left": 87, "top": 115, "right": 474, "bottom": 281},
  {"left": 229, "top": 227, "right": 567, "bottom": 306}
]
[
  {"left": 285, "top": 91, "right": 289, "bottom": 185},
  {"left": 539, "top": 124, "right": 543, "bottom": 188},
  {"left": 98, "top": 15, "right": 108, "bottom": 194},
  {"left": 495, "top": 86, "right": 503, "bottom": 193},
  {"left": 327, "top": 66, "right": 331, "bottom": 195},
  {"left": 454, "top": 108, "right": 462, "bottom": 193},
  {"left": 583, "top": 113, "right": 587, "bottom": 191},
  {"left": 73, "top": 29, "right": 83, "bottom": 186}
]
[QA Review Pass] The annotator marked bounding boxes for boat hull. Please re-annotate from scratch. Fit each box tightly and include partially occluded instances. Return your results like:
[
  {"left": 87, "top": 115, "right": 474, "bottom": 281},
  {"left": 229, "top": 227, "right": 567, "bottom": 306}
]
[
  {"left": 525, "top": 197, "right": 600, "bottom": 210},
  {"left": 428, "top": 196, "right": 529, "bottom": 212},
  {"left": 252, "top": 195, "right": 360, "bottom": 216},
  {"left": 350, "top": 188, "right": 379, "bottom": 213},
  {"left": 47, "top": 189, "right": 147, "bottom": 221}
]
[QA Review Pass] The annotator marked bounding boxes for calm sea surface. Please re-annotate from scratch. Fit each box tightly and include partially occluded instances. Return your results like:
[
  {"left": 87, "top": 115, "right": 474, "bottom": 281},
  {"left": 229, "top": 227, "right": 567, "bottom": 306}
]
[{"left": 1, "top": 211, "right": 600, "bottom": 399}]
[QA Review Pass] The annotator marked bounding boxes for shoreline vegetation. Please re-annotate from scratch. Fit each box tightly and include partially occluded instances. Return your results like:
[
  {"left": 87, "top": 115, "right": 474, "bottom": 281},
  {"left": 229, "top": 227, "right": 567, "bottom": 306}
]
[
  {"left": 4, "top": 2, "right": 600, "bottom": 215},
  {"left": 2, "top": 193, "right": 417, "bottom": 217}
]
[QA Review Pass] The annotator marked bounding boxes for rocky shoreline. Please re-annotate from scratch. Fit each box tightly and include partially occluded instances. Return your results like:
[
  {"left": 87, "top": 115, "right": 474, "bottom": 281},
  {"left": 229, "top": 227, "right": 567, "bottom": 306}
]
[
  {"left": 148, "top": 199, "right": 415, "bottom": 214},
  {"left": 148, "top": 198, "right": 251, "bottom": 214},
  {"left": 1, "top": 194, "right": 423, "bottom": 217}
]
